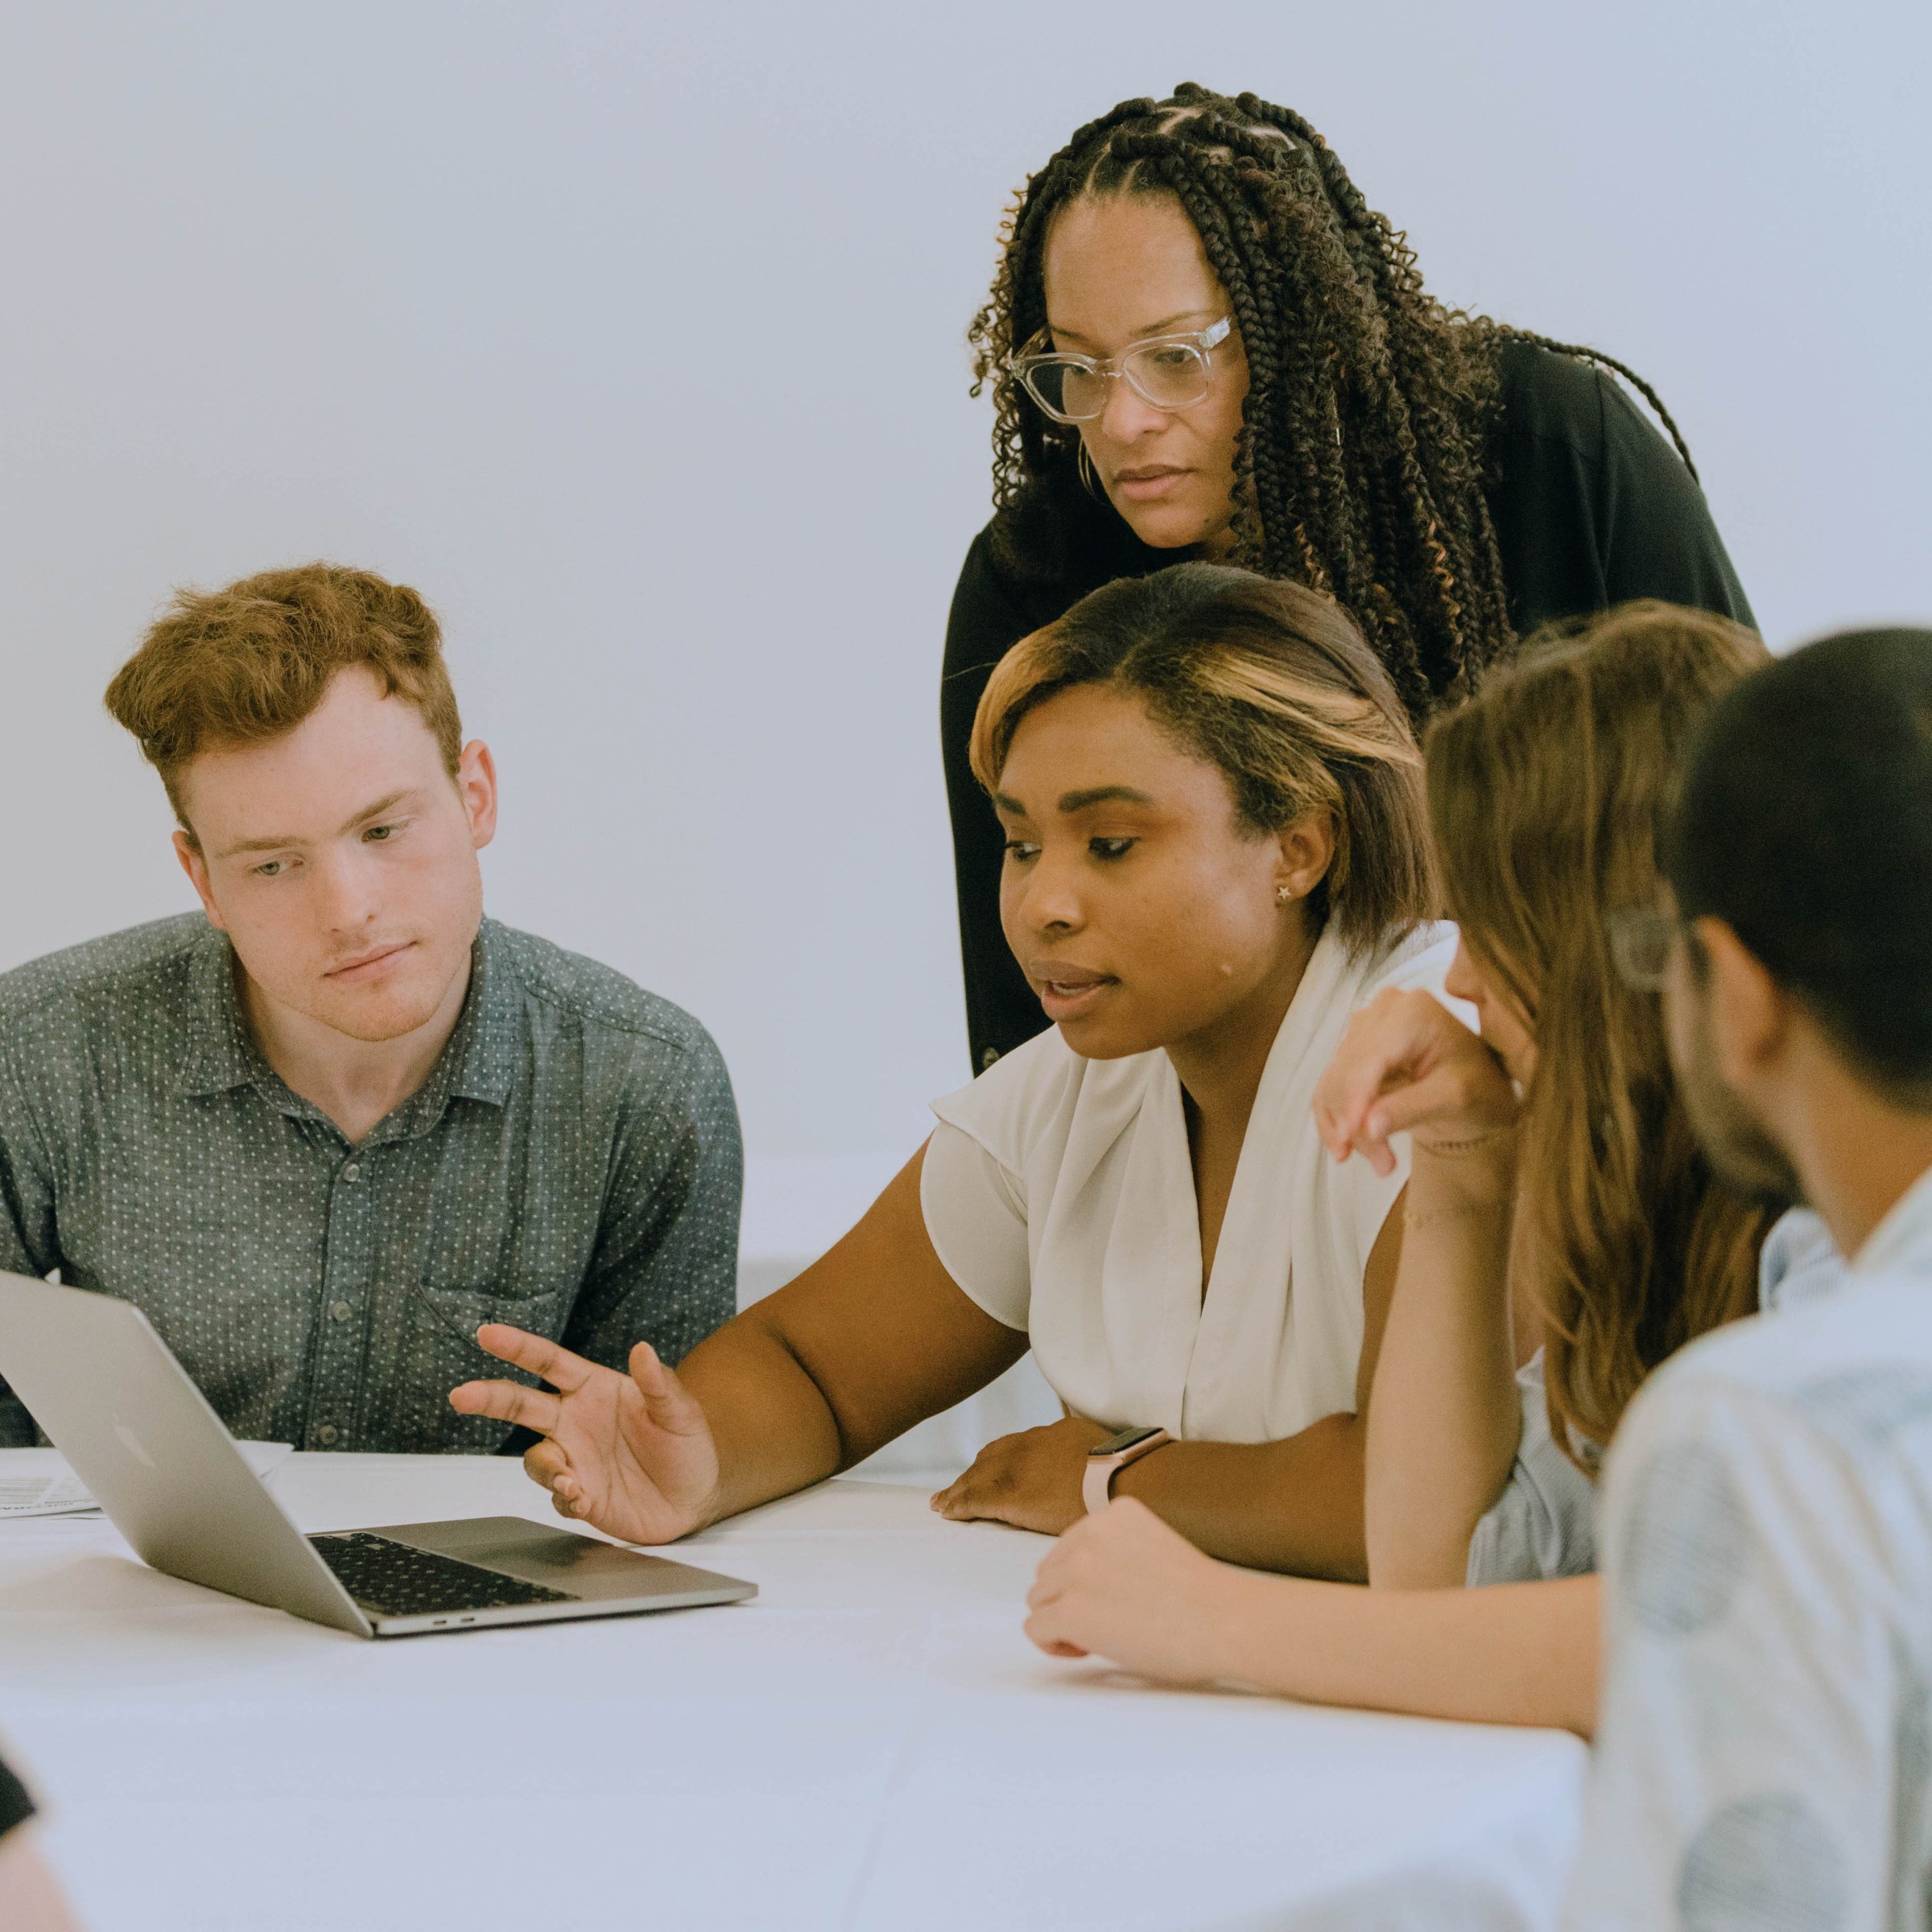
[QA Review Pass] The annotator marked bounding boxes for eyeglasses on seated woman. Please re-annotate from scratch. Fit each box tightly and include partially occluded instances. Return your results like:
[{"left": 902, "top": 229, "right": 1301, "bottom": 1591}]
[
  {"left": 1022, "top": 600, "right": 1834, "bottom": 1738},
  {"left": 452, "top": 563, "right": 1449, "bottom": 1580}
]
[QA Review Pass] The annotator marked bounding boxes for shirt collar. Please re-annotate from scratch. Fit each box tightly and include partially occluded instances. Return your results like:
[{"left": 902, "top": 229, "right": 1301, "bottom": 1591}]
[
  {"left": 173, "top": 925, "right": 263, "bottom": 1098},
  {"left": 440, "top": 920, "right": 519, "bottom": 1108},
  {"left": 171, "top": 919, "right": 519, "bottom": 1118},
  {"left": 1851, "top": 1163, "right": 1932, "bottom": 1278}
]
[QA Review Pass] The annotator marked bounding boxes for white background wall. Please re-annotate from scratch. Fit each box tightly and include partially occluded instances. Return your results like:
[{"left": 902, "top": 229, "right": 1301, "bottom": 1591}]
[{"left": 2, "top": 1, "right": 1927, "bottom": 1236}]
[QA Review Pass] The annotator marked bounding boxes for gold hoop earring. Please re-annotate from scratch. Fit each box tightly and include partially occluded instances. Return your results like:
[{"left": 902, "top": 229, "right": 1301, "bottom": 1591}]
[{"left": 1076, "top": 439, "right": 1106, "bottom": 503}]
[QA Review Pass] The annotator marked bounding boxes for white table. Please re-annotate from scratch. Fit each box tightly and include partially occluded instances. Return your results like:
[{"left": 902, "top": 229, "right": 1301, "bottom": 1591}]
[{"left": 0, "top": 1451, "right": 1585, "bottom": 1931}]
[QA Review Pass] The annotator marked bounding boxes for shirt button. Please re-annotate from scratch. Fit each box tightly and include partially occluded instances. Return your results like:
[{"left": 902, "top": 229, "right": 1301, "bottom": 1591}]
[
  {"left": 316, "top": 1424, "right": 339, "bottom": 1447},
  {"left": 328, "top": 1300, "right": 352, "bottom": 1321},
  {"left": 341, "top": 1162, "right": 361, "bottom": 1183}
]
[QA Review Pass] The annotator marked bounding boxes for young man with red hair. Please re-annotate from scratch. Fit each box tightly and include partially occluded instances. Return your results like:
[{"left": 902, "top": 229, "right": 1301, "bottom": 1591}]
[{"left": 0, "top": 563, "right": 739, "bottom": 1454}]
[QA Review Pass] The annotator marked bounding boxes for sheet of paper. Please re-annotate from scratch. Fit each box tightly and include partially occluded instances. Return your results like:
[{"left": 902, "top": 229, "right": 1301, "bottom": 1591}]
[
  {"left": 0, "top": 1441, "right": 294, "bottom": 1519},
  {"left": 0, "top": 1472, "right": 95, "bottom": 1517}
]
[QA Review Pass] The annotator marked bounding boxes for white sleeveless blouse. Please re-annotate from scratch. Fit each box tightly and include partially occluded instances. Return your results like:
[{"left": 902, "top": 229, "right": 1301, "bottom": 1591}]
[{"left": 920, "top": 922, "right": 1459, "bottom": 1443}]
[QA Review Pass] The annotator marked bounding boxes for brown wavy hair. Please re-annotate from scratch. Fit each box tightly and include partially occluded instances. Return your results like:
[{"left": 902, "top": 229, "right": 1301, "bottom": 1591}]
[
  {"left": 970, "top": 85, "right": 1699, "bottom": 723},
  {"left": 971, "top": 562, "right": 1435, "bottom": 956},
  {"left": 105, "top": 562, "right": 460, "bottom": 838},
  {"left": 1425, "top": 601, "right": 1773, "bottom": 1464}
]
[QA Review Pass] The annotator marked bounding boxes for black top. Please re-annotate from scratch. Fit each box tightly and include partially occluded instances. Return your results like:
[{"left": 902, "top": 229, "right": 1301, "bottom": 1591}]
[
  {"left": 0, "top": 1755, "right": 32, "bottom": 1840},
  {"left": 940, "top": 341, "right": 1754, "bottom": 1071}
]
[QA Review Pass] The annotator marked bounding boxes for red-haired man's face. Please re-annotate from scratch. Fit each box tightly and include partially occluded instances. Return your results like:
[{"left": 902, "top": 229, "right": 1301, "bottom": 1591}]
[{"left": 173, "top": 666, "right": 495, "bottom": 1053}]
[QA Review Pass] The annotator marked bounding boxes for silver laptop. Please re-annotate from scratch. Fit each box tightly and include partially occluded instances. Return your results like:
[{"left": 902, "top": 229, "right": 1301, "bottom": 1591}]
[{"left": 0, "top": 1271, "right": 756, "bottom": 1637}]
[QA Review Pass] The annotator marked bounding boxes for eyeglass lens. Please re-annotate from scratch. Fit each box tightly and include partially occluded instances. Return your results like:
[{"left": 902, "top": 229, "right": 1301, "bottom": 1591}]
[{"left": 1026, "top": 342, "right": 1212, "bottom": 421}]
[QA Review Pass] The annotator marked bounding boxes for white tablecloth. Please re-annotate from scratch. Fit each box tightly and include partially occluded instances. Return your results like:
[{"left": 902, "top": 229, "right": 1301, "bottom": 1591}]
[{"left": 0, "top": 1450, "right": 1585, "bottom": 1931}]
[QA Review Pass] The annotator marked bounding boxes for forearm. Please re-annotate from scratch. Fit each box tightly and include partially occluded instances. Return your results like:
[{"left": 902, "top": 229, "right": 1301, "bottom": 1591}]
[
  {"left": 1201, "top": 1570, "right": 1601, "bottom": 1736},
  {"left": 675, "top": 1314, "right": 847, "bottom": 1525},
  {"left": 477, "top": 1145, "right": 1028, "bottom": 1543},
  {"left": 1114, "top": 1413, "right": 1368, "bottom": 1579},
  {"left": 686, "top": 1145, "right": 1026, "bottom": 1530},
  {"left": 1365, "top": 1166, "right": 1520, "bottom": 1587},
  {"left": 676, "top": 1243, "right": 1024, "bottom": 1530}
]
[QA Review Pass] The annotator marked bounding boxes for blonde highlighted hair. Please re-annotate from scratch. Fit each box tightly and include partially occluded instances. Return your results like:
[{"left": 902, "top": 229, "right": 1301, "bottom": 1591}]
[
  {"left": 969, "top": 564, "right": 1435, "bottom": 954},
  {"left": 1426, "top": 600, "right": 1777, "bottom": 1464}
]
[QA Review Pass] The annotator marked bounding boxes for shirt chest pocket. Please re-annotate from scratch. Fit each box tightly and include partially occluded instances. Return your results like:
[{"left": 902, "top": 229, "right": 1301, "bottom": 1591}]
[
  {"left": 404, "top": 1209, "right": 580, "bottom": 1372},
  {"left": 401, "top": 1163, "right": 594, "bottom": 1310}
]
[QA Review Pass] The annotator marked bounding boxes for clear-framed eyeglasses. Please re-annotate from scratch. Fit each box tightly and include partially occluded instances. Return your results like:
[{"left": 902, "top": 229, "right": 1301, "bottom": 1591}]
[
  {"left": 1008, "top": 317, "right": 1233, "bottom": 423},
  {"left": 1608, "top": 908, "right": 1682, "bottom": 992}
]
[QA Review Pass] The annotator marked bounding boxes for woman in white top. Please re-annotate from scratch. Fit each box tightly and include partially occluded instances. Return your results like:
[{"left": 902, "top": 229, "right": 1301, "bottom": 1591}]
[
  {"left": 452, "top": 563, "right": 1448, "bottom": 1575},
  {"left": 1023, "top": 601, "right": 1792, "bottom": 1731}
]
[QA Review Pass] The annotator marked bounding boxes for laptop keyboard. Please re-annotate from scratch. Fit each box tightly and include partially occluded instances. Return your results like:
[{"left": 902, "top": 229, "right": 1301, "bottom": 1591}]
[{"left": 310, "top": 1532, "right": 576, "bottom": 1616}]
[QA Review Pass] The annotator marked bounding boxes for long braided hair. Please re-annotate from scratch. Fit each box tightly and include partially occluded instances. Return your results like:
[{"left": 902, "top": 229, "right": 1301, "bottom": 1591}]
[{"left": 968, "top": 85, "right": 1700, "bottom": 720}]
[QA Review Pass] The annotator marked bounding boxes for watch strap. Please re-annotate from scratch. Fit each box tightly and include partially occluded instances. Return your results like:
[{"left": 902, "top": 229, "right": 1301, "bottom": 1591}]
[
  {"left": 1080, "top": 1455, "right": 1117, "bottom": 1516},
  {"left": 1081, "top": 1426, "right": 1172, "bottom": 1515}
]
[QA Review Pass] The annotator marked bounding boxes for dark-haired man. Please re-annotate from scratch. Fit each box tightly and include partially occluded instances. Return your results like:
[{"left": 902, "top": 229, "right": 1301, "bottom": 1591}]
[
  {"left": 0, "top": 564, "right": 740, "bottom": 1452},
  {"left": 1563, "top": 626, "right": 1932, "bottom": 1928}
]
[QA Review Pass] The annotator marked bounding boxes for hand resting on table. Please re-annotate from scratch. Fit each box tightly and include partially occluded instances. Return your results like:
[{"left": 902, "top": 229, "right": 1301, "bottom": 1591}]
[{"left": 929, "top": 1414, "right": 1114, "bottom": 1534}]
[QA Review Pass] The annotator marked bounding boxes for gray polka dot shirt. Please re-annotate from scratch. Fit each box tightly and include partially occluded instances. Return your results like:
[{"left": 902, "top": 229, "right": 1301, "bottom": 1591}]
[{"left": 0, "top": 914, "right": 741, "bottom": 1454}]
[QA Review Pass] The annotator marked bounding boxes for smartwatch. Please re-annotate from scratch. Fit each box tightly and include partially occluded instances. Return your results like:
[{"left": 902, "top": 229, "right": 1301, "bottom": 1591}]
[{"left": 1082, "top": 1425, "right": 1172, "bottom": 1514}]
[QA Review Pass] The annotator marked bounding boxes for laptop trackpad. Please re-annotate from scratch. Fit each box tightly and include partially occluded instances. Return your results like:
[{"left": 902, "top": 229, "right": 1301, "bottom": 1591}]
[{"left": 368, "top": 1516, "right": 749, "bottom": 1601}]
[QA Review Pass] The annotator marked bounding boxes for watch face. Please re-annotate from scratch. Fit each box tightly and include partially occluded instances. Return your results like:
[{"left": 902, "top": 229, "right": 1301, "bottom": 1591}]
[{"left": 1089, "top": 1425, "right": 1163, "bottom": 1459}]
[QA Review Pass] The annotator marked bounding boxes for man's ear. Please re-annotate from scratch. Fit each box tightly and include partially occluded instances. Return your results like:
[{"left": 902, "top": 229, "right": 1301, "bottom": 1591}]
[
  {"left": 1275, "top": 809, "right": 1336, "bottom": 902},
  {"left": 456, "top": 740, "right": 497, "bottom": 852},
  {"left": 172, "top": 830, "right": 228, "bottom": 933},
  {"left": 1693, "top": 915, "right": 1790, "bottom": 1089}
]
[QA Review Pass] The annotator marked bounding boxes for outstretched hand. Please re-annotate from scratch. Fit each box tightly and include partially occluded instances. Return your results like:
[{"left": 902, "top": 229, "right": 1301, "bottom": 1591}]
[
  {"left": 448, "top": 1327, "right": 720, "bottom": 1546},
  {"left": 1313, "top": 987, "right": 1518, "bottom": 1178}
]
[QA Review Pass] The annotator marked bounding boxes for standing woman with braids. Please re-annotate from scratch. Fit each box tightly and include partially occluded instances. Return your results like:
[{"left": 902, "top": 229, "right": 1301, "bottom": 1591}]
[{"left": 947, "top": 85, "right": 1752, "bottom": 1071}]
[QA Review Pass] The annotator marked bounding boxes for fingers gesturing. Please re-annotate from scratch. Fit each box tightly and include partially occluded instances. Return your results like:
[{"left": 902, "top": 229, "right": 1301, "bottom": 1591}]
[
  {"left": 446, "top": 1323, "right": 580, "bottom": 1434},
  {"left": 448, "top": 1324, "right": 720, "bottom": 1546}
]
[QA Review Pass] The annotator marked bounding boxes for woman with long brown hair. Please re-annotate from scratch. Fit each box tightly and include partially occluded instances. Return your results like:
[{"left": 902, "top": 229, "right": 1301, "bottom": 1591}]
[
  {"left": 1023, "top": 601, "right": 1808, "bottom": 1733},
  {"left": 1347, "top": 603, "right": 1775, "bottom": 1597},
  {"left": 947, "top": 85, "right": 1753, "bottom": 1076}
]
